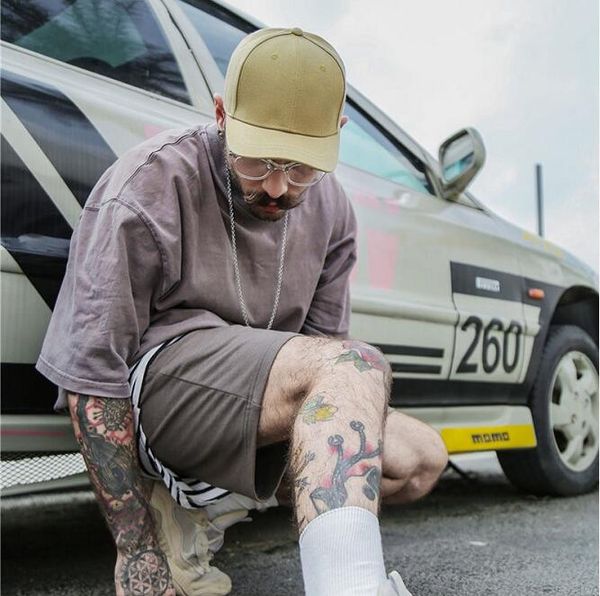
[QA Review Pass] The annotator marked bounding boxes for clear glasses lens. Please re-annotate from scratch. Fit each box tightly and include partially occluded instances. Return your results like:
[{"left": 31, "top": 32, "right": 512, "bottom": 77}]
[
  {"left": 233, "top": 157, "right": 269, "bottom": 179},
  {"left": 287, "top": 164, "right": 324, "bottom": 186},
  {"left": 232, "top": 156, "right": 325, "bottom": 187}
]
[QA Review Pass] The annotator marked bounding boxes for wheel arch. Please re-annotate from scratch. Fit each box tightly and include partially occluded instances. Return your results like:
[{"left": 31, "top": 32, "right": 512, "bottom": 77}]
[{"left": 549, "top": 286, "right": 598, "bottom": 348}]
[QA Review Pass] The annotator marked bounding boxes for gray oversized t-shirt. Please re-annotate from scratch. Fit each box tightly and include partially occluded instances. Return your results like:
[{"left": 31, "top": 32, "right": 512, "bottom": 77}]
[{"left": 36, "top": 124, "right": 357, "bottom": 410}]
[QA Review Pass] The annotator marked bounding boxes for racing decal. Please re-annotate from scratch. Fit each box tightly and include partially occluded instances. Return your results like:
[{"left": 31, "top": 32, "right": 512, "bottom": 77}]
[
  {"left": 450, "top": 262, "right": 523, "bottom": 302},
  {"left": 1, "top": 136, "right": 71, "bottom": 308},
  {"left": 475, "top": 276, "right": 500, "bottom": 293},
  {"left": 440, "top": 424, "right": 537, "bottom": 453},
  {"left": 449, "top": 261, "right": 564, "bottom": 396},
  {"left": 366, "top": 229, "right": 398, "bottom": 290},
  {"left": 455, "top": 316, "right": 523, "bottom": 375},
  {"left": 1, "top": 70, "right": 119, "bottom": 308},
  {"left": 371, "top": 343, "right": 444, "bottom": 375},
  {"left": 1, "top": 69, "right": 117, "bottom": 207}
]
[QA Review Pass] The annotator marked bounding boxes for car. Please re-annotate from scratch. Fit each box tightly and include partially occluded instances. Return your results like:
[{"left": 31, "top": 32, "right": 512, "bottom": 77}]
[{"left": 1, "top": 0, "right": 598, "bottom": 499}]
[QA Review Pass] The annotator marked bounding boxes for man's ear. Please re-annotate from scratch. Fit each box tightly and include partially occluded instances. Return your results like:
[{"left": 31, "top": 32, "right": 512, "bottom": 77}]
[
  {"left": 340, "top": 115, "right": 349, "bottom": 128},
  {"left": 214, "top": 94, "right": 226, "bottom": 131}
]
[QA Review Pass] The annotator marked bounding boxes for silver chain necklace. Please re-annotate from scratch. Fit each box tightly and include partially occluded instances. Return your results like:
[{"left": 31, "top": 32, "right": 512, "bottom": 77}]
[{"left": 224, "top": 154, "right": 289, "bottom": 330}]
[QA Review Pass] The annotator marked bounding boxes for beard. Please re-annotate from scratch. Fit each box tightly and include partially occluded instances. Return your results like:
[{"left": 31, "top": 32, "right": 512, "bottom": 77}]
[{"left": 229, "top": 170, "right": 307, "bottom": 222}]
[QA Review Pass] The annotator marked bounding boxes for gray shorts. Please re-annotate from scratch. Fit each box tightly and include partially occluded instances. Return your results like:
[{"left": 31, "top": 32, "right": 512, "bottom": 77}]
[{"left": 131, "top": 325, "right": 298, "bottom": 507}]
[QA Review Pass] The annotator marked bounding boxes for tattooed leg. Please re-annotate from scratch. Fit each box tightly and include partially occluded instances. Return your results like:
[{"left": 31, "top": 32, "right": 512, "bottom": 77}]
[
  {"left": 269, "top": 339, "right": 390, "bottom": 533},
  {"left": 308, "top": 421, "right": 382, "bottom": 515},
  {"left": 68, "top": 393, "right": 175, "bottom": 596}
]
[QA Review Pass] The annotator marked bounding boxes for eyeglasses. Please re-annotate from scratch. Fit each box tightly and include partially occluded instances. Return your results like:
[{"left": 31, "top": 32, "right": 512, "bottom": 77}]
[{"left": 229, "top": 153, "right": 326, "bottom": 187}]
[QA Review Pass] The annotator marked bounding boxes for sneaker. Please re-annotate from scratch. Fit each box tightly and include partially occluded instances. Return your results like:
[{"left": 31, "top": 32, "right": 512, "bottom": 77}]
[
  {"left": 149, "top": 481, "right": 232, "bottom": 595},
  {"left": 203, "top": 492, "right": 277, "bottom": 553},
  {"left": 377, "top": 570, "right": 413, "bottom": 596}
]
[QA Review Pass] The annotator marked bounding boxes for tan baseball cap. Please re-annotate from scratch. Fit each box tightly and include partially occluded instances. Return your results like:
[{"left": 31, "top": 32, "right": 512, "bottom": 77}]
[{"left": 224, "top": 27, "right": 346, "bottom": 172}]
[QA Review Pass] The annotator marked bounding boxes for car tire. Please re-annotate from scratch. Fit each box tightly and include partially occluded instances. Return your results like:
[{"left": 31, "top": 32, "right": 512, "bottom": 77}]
[{"left": 498, "top": 324, "right": 599, "bottom": 496}]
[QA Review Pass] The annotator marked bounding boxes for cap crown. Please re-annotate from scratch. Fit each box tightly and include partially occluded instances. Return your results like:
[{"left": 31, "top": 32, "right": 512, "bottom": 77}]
[{"left": 224, "top": 28, "right": 346, "bottom": 139}]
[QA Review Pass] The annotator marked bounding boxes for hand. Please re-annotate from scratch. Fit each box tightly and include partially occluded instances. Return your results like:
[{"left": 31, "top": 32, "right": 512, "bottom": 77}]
[{"left": 115, "top": 548, "right": 176, "bottom": 596}]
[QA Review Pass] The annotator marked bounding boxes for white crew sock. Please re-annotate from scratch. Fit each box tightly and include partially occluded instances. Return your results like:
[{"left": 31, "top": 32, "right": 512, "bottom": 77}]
[{"left": 299, "top": 507, "right": 386, "bottom": 596}]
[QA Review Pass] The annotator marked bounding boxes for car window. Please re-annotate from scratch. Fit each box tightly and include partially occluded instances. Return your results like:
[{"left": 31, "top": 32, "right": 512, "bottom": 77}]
[
  {"left": 175, "top": 0, "right": 255, "bottom": 76},
  {"left": 340, "top": 102, "right": 433, "bottom": 195},
  {"left": 1, "top": 0, "right": 190, "bottom": 104}
]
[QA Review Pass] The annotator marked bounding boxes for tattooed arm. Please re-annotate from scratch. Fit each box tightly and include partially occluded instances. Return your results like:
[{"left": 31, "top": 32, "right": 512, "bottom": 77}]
[{"left": 67, "top": 393, "right": 175, "bottom": 596}]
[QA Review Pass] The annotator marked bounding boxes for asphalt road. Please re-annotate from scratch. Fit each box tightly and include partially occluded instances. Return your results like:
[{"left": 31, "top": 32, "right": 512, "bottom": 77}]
[{"left": 1, "top": 454, "right": 598, "bottom": 596}]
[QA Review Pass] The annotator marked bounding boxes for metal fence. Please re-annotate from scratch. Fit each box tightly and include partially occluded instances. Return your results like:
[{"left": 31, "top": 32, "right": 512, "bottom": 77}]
[{"left": 0, "top": 452, "right": 88, "bottom": 496}]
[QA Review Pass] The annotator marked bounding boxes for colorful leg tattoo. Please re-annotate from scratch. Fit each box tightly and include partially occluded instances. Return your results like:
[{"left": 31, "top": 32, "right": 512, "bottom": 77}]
[
  {"left": 334, "top": 341, "right": 388, "bottom": 374},
  {"left": 309, "top": 420, "right": 382, "bottom": 514}
]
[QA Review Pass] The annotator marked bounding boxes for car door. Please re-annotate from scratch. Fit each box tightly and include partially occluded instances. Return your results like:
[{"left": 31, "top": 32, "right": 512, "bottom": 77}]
[
  {"left": 0, "top": 0, "right": 215, "bottom": 415},
  {"left": 331, "top": 105, "right": 532, "bottom": 413}
]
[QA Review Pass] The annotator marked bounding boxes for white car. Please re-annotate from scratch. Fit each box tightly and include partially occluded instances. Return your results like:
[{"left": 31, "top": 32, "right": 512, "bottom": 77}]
[{"left": 1, "top": 0, "right": 598, "bottom": 497}]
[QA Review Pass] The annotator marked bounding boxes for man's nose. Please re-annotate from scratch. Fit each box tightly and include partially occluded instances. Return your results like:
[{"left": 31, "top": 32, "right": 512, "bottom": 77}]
[{"left": 261, "top": 171, "right": 288, "bottom": 198}]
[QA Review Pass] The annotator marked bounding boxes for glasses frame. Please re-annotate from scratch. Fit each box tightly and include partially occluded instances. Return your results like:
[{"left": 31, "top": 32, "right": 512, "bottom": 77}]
[{"left": 229, "top": 152, "right": 326, "bottom": 188}]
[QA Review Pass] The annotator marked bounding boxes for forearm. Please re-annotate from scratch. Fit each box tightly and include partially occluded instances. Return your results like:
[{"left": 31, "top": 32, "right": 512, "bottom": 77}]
[{"left": 67, "top": 393, "right": 170, "bottom": 589}]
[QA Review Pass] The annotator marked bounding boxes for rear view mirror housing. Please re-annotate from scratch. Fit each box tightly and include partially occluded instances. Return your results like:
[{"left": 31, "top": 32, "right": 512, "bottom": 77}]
[{"left": 438, "top": 128, "right": 486, "bottom": 199}]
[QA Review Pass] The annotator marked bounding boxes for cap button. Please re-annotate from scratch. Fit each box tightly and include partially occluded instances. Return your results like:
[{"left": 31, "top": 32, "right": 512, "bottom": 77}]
[{"left": 291, "top": 28, "right": 303, "bottom": 36}]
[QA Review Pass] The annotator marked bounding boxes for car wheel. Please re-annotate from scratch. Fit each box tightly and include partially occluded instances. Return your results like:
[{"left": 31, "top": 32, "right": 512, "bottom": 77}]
[{"left": 498, "top": 325, "right": 599, "bottom": 496}]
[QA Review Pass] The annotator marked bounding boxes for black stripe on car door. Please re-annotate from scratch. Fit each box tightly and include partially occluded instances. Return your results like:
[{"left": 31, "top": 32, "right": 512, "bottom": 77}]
[
  {"left": 371, "top": 343, "right": 444, "bottom": 375},
  {"left": 1, "top": 136, "right": 71, "bottom": 309},
  {"left": 1, "top": 69, "right": 117, "bottom": 207}
]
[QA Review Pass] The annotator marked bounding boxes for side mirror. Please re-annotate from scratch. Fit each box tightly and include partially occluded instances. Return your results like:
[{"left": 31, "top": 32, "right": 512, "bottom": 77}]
[{"left": 438, "top": 128, "right": 486, "bottom": 199}]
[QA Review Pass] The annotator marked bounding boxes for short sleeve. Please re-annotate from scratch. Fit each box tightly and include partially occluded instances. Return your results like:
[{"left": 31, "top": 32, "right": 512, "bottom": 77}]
[{"left": 35, "top": 199, "right": 163, "bottom": 406}]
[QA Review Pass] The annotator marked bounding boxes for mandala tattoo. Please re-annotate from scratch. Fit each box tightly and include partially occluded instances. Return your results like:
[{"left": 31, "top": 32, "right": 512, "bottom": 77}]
[
  {"left": 334, "top": 341, "right": 388, "bottom": 373},
  {"left": 121, "top": 549, "right": 170, "bottom": 595},
  {"left": 310, "top": 420, "right": 382, "bottom": 514}
]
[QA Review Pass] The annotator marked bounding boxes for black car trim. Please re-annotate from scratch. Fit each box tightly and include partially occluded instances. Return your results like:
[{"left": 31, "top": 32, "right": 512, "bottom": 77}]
[
  {"left": 371, "top": 343, "right": 444, "bottom": 358},
  {"left": 1, "top": 363, "right": 59, "bottom": 414},
  {"left": 391, "top": 363, "right": 442, "bottom": 375},
  {"left": 390, "top": 378, "right": 527, "bottom": 407},
  {"left": 450, "top": 261, "right": 524, "bottom": 302},
  {"left": 1, "top": 136, "right": 70, "bottom": 308}
]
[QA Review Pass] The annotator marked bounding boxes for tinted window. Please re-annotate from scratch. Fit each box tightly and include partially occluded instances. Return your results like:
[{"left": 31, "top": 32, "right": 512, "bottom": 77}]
[
  {"left": 175, "top": 0, "right": 254, "bottom": 76},
  {"left": 1, "top": 0, "right": 190, "bottom": 104},
  {"left": 340, "top": 102, "right": 433, "bottom": 194}
]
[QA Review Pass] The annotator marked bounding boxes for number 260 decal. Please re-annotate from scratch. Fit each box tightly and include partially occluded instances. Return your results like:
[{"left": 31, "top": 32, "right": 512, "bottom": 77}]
[{"left": 457, "top": 316, "right": 522, "bottom": 374}]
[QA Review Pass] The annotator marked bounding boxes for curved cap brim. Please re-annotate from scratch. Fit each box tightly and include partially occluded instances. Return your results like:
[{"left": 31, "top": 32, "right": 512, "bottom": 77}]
[{"left": 225, "top": 116, "right": 340, "bottom": 172}]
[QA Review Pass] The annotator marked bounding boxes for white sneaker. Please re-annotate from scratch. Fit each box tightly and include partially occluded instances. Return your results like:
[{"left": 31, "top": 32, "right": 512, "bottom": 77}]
[
  {"left": 377, "top": 570, "right": 413, "bottom": 596},
  {"left": 149, "top": 481, "right": 232, "bottom": 595}
]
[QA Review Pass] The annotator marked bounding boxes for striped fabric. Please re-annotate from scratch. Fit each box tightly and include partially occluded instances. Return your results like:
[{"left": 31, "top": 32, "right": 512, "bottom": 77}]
[{"left": 129, "top": 336, "right": 230, "bottom": 509}]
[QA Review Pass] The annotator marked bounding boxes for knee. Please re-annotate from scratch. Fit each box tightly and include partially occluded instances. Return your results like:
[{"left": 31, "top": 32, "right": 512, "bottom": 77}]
[
  {"left": 321, "top": 339, "right": 392, "bottom": 393},
  {"left": 280, "top": 337, "right": 392, "bottom": 403}
]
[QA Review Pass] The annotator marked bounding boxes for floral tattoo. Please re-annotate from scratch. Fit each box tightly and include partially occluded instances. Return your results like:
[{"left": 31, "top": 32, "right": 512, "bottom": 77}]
[
  {"left": 300, "top": 393, "right": 338, "bottom": 424},
  {"left": 334, "top": 341, "right": 388, "bottom": 374},
  {"left": 72, "top": 395, "right": 172, "bottom": 593}
]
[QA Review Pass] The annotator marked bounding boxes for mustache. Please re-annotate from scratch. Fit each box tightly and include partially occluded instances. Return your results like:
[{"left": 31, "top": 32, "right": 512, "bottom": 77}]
[
  {"left": 243, "top": 191, "right": 299, "bottom": 210},
  {"left": 228, "top": 170, "right": 303, "bottom": 210}
]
